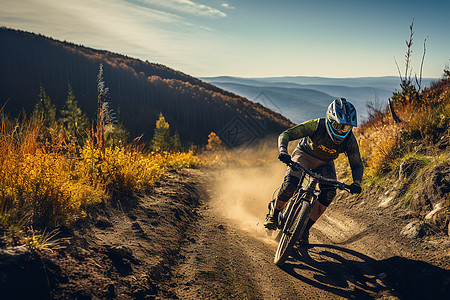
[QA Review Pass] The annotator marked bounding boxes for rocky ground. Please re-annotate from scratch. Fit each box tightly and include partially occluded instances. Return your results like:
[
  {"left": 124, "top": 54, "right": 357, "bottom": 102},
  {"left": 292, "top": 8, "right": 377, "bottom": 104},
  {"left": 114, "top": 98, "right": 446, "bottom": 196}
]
[{"left": 1, "top": 164, "right": 449, "bottom": 299}]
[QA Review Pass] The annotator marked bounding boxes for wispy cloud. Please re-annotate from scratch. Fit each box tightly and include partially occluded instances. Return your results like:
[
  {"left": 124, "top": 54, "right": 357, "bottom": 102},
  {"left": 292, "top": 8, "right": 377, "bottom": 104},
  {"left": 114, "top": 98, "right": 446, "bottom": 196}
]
[
  {"left": 0, "top": 0, "right": 220, "bottom": 72},
  {"left": 134, "top": 0, "right": 227, "bottom": 18},
  {"left": 221, "top": 3, "right": 235, "bottom": 10}
]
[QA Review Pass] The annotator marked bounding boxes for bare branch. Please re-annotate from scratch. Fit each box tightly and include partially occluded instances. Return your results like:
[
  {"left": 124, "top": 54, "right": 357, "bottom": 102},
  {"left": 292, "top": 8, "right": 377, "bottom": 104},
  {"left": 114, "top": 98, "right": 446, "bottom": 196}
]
[
  {"left": 414, "top": 74, "right": 420, "bottom": 91},
  {"left": 404, "top": 18, "right": 414, "bottom": 81},
  {"left": 394, "top": 56, "right": 403, "bottom": 82},
  {"left": 418, "top": 36, "right": 428, "bottom": 92},
  {"left": 388, "top": 98, "right": 402, "bottom": 123}
]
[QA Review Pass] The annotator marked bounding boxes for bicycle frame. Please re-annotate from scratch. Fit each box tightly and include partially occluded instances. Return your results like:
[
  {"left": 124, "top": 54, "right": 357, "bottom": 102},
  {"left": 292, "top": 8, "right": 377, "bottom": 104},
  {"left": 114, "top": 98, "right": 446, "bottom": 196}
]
[
  {"left": 280, "top": 174, "right": 318, "bottom": 235},
  {"left": 273, "top": 159, "right": 351, "bottom": 266}
]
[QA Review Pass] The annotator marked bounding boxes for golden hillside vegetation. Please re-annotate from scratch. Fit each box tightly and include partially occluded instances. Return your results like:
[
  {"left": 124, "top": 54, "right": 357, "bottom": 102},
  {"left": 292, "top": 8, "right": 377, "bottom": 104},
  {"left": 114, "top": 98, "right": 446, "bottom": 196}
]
[{"left": 0, "top": 112, "right": 204, "bottom": 248}]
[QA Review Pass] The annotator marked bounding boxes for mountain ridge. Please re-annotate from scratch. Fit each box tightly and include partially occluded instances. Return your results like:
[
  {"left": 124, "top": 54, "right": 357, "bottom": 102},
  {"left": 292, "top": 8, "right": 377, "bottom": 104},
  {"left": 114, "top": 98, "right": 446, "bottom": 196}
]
[{"left": 0, "top": 27, "right": 292, "bottom": 147}]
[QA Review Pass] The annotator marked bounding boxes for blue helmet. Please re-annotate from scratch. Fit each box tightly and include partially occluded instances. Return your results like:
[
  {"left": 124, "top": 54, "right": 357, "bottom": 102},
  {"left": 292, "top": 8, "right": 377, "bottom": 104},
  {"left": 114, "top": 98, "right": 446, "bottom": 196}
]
[{"left": 326, "top": 98, "right": 357, "bottom": 144}]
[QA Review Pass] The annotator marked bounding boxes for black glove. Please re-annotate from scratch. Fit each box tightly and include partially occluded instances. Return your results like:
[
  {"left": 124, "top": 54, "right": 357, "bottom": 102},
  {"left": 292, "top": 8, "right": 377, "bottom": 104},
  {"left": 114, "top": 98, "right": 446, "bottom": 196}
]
[
  {"left": 349, "top": 182, "right": 362, "bottom": 194},
  {"left": 278, "top": 150, "right": 291, "bottom": 164}
]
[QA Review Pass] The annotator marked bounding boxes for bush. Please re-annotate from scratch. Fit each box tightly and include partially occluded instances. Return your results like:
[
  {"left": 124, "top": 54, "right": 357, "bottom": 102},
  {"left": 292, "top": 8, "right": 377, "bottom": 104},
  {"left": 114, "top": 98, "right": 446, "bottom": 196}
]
[
  {"left": 79, "top": 145, "right": 166, "bottom": 193},
  {"left": 359, "top": 78, "right": 450, "bottom": 178},
  {"left": 0, "top": 114, "right": 205, "bottom": 230}
]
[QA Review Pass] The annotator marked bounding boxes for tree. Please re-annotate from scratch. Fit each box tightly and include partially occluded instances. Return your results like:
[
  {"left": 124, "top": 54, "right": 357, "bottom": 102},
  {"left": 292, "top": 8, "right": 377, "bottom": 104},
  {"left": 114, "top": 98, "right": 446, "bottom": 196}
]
[
  {"left": 97, "top": 63, "right": 117, "bottom": 125},
  {"left": 151, "top": 113, "right": 171, "bottom": 151},
  {"left": 393, "top": 19, "right": 427, "bottom": 106},
  {"left": 31, "top": 86, "right": 61, "bottom": 151},
  {"left": 150, "top": 113, "right": 182, "bottom": 152},
  {"left": 206, "top": 132, "right": 224, "bottom": 151},
  {"left": 171, "top": 130, "right": 182, "bottom": 151},
  {"left": 105, "top": 123, "right": 129, "bottom": 148},
  {"left": 60, "top": 84, "right": 89, "bottom": 145},
  {"left": 32, "top": 86, "right": 56, "bottom": 127}
]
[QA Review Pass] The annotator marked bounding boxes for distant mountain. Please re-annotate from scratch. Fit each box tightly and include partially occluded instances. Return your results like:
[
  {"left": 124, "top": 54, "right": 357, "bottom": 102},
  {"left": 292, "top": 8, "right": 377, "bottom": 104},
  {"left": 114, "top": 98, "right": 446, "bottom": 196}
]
[
  {"left": 256, "top": 76, "right": 438, "bottom": 91},
  {"left": 0, "top": 28, "right": 292, "bottom": 148},
  {"left": 202, "top": 76, "right": 438, "bottom": 124},
  {"left": 202, "top": 81, "right": 332, "bottom": 123}
]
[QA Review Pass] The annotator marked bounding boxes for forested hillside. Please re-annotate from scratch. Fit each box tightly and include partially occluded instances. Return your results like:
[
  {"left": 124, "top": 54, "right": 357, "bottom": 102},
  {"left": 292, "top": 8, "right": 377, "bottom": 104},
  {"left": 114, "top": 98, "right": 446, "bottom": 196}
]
[{"left": 0, "top": 27, "right": 292, "bottom": 146}]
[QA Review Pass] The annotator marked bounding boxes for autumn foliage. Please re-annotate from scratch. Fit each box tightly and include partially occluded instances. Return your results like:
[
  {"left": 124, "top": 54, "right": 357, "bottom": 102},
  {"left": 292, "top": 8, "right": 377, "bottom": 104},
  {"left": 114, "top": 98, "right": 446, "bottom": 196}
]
[
  {"left": 0, "top": 111, "right": 204, "bottom": 241},
  {"left": 357, "top": 77, "right": 450, "bottom": 178}
]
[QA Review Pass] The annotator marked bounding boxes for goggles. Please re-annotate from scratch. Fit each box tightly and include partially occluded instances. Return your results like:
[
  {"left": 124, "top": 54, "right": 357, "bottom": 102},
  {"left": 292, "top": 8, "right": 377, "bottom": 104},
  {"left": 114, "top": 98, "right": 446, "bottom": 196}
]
[{"left": 329, "top": 120, "right": 353, "bottom": 134}]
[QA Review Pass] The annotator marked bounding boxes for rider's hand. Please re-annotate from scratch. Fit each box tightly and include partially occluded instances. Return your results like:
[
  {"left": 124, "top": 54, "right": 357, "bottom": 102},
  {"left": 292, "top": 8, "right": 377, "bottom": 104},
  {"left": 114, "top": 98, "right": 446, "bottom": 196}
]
[
  {"left": 278, "top": 150, "right": 291, "bottom": 164},
  {"left": 349, "top": 182, "right": 362, "bottom": 194}
]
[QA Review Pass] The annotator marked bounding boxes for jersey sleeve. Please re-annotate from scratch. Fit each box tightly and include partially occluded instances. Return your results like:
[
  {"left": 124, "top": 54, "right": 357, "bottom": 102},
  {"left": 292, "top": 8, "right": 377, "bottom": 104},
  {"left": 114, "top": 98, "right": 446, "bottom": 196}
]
[
  {"left": 278, "top": 118, "right": 319, "bottom": 150},
  {"left": 345, "top": 134, "right": 364, "bottom": 183}
]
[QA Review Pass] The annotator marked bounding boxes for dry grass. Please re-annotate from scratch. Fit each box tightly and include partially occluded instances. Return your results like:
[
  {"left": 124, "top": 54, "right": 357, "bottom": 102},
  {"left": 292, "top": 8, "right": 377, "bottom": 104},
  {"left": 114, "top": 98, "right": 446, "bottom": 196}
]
[
  {"left": 359, "top": 123, "right": 404, "bottom": 177},
  {"left": 0, "top": 113, "right": 206, "bottom": 249},
  {"left": 79, "top": 146, "right": 204, "bottom": 193},
  {"left": 357, "top": 78, "right": 450, "bottom": 178}
]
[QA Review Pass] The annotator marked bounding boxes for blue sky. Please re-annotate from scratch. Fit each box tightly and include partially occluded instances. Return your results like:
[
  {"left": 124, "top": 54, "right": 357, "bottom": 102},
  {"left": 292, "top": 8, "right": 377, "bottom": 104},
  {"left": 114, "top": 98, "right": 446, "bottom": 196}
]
[{"left": 1, "top": 0, "right": 449, "bottom": 78}]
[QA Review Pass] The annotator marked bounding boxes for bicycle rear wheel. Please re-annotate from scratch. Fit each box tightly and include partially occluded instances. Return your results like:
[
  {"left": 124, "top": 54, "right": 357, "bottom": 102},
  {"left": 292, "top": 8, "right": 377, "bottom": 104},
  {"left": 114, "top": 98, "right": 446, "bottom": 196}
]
[{"left": 274, "top": 200, "right": 311, "bottom": 266}]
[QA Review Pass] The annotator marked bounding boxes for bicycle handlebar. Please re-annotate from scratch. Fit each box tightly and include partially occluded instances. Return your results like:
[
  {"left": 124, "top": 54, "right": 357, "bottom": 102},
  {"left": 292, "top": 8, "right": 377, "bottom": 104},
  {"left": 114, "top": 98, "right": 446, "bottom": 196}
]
[{"left": 287, "top": 160, "right": 351, "bottom": 191}]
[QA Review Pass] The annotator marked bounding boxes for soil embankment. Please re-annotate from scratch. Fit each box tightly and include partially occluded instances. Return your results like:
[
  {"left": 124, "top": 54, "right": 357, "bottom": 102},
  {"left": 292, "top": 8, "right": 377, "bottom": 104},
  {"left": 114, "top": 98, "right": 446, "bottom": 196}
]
[{"left": 1, "top": 168, "right": 205, "bottom": 299}]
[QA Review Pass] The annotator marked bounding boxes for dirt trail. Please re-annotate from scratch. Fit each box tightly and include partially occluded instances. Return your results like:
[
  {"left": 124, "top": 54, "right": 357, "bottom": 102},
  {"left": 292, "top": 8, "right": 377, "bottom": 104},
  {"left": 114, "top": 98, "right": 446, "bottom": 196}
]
[
  {"left": 158, "top": 163, "right": 450, "bottom": 299},
  {"left": 2, "top": 164, "right": 449, "bottom": 299}
]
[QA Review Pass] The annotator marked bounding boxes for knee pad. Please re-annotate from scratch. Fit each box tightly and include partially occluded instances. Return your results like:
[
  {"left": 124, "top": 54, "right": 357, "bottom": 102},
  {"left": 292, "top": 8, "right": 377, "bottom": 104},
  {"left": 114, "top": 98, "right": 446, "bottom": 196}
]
[
  {"left": 277, "top": 175, "right": 300, "bottom": 202},
  {"left": 317, "top": 189, "right": 336, "bottom": 206}
]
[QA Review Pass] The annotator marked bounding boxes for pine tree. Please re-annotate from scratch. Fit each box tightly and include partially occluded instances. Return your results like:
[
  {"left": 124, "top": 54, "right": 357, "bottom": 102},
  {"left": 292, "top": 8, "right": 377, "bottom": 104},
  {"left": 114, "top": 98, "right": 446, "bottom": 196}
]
[
  {"left": 60, "top": 84, "right": 89, "bottom": 144},
  {"left": 105, "top": 123, "right": 129, "bottom": 148},
  {"left": 151, "top": 113, "right": 171, "bottom": 152},
  {"left": 31, "top": 86, "right": 60, "bottom": 150},
  {"left": 171, "top": 130, "right": 182, "bottom": 151},
  {"left": 32, "top": 86, "right": 56, "bottom": 127}
]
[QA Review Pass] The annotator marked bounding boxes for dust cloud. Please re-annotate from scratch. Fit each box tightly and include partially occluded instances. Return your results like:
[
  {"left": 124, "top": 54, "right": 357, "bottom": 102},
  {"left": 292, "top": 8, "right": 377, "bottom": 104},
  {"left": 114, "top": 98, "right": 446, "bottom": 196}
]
[{"left": 209, "top": 157, "right": 287, "bottom": 241}]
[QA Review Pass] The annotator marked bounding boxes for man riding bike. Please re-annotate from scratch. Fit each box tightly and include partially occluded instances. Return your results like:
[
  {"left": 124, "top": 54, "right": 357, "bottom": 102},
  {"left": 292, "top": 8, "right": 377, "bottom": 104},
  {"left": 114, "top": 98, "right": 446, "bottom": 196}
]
[{"left": 264, "top": 98, "right": 364, "bottom": 245}]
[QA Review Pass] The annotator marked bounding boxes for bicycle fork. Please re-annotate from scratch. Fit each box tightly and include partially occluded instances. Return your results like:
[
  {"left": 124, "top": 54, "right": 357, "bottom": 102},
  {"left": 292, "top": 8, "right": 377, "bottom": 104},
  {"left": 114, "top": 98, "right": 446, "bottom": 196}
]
[{"left": 281, "top": 177, "right": 319, "bottom": 236}]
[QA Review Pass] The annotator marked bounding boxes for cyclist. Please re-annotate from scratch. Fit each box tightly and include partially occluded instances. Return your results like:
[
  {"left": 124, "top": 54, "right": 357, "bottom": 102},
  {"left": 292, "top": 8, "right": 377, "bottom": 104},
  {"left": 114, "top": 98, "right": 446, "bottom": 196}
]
[{"left": 264, "top": 98, "right": 364, "bottom": 245}]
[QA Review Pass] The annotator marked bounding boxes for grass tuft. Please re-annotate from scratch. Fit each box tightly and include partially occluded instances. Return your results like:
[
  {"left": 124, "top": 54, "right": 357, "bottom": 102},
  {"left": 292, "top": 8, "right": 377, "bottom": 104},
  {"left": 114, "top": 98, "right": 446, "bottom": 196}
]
[{"left": 25, "top": 227, "right": 69, "bottom": 253}]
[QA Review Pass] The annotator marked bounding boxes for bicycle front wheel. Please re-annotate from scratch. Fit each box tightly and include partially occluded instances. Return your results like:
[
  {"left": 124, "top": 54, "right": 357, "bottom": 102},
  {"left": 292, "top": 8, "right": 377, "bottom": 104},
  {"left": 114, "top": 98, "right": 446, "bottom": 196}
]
[{"left": 274, "top": 200, "right": 311, "bottom": 266}]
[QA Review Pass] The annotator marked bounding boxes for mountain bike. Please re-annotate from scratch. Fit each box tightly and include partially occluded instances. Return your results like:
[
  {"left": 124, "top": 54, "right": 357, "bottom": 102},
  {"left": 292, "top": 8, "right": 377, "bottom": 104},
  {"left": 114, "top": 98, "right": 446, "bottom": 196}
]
[{"left": 273, "top": 159, "right": 351, "bottom": 266}]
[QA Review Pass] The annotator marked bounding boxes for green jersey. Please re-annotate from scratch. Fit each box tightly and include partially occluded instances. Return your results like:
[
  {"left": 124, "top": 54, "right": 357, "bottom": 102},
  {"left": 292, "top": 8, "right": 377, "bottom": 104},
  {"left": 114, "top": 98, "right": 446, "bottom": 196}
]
[{"left": 278, "top": 118, "right": 363, "bottom": 183}]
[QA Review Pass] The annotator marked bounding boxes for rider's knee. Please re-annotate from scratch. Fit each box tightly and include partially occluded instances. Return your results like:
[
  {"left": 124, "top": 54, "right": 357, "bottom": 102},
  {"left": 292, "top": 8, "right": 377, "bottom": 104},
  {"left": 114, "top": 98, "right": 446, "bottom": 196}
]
[
  {"left": 277, "top": 175, "right": 300, "bottom": 202},
  {"left": 317, "top": 189, "right": 336, "bottom": 206}
]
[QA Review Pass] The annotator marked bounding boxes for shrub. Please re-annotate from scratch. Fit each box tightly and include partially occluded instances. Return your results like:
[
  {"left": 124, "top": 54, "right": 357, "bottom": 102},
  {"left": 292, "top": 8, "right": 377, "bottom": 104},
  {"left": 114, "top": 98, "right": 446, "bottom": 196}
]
[
  {"left": 366, "top": 124, "right": 403, "bottom": 176},
  {"left": 0, "top": 113, "right": 205, "bottom": 230},
  {"left": 165, "top": 150, "right": 205, "bottom": 169},
  {"left": 359, "top": 78, "right": 450, "bottom": 178},
  {"left": 0, "top": 149, "right": 105, "bottom": 227},
  {"left": 206, "top": 132, "right": 224, "bottom": 151},
  {"left": 79, "top": 145, "right": 166, "bottom": 193}
]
